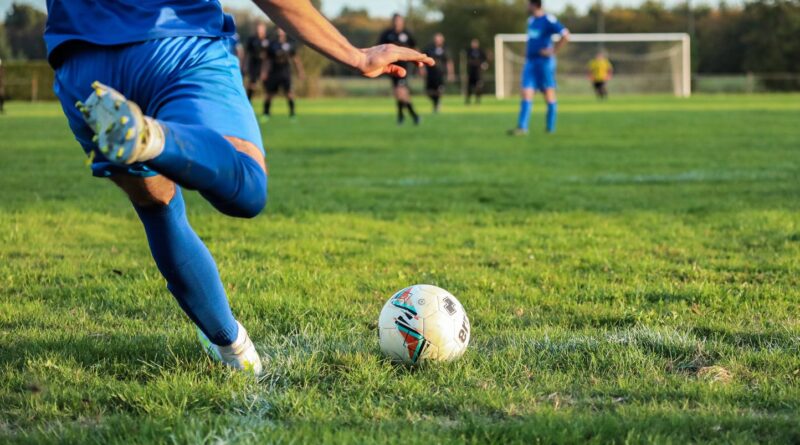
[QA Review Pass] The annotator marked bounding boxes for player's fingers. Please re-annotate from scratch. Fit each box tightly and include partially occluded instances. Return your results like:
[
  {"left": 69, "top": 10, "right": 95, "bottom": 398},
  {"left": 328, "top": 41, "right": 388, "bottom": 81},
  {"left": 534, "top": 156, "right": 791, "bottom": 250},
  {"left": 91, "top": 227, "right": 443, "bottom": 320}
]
[
  {"left": 385, "top": 64, "right": 407, "bottom": 78},
  {"left": 391, "top": 46, "right": 435, "bottom": 66}
]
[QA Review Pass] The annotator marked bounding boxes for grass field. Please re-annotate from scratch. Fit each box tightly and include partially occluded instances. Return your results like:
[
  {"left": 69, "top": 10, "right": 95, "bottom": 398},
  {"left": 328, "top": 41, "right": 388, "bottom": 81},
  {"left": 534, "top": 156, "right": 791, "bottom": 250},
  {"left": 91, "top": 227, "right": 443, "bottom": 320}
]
[{"left": 1, "top": 95, "right": 799, "bottom": 444}]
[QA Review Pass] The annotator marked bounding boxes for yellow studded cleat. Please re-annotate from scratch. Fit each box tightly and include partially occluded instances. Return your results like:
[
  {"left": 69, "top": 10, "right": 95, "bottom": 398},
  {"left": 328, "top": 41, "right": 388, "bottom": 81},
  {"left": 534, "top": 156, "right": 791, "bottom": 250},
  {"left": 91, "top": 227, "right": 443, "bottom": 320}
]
[{"left": 78, "top": 81, "right": 164, "bottom": 165}]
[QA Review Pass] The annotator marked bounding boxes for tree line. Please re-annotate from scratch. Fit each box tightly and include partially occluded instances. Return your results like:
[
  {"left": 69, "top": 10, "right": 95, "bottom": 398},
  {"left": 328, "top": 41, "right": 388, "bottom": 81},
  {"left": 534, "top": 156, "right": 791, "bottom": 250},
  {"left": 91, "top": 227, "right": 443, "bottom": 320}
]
[{"left": 1, "top": 0, "right": 799, "bottom": 77}]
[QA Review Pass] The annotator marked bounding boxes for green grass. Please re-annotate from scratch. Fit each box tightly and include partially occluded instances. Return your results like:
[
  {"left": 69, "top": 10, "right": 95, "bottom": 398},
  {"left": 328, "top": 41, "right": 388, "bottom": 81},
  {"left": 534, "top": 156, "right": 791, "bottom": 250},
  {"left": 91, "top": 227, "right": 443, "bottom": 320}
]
[{"left": 1, "top": 94, "right": 800, "bottom": 444}]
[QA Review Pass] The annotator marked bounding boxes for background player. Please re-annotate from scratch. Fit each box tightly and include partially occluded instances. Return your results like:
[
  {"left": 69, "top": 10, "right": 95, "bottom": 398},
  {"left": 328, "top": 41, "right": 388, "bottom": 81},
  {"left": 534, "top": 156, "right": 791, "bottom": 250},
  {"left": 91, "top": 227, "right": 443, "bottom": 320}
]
[
  {"left": 422, "top": 33, "right": 455, "bottom": 113},
  {"left": 588, "top": 51, "right": 613, "bottom": 100},
  {"left": 509, "top": 0, "right": 570, "bottom": 136},
  {"left": 244, "top": 22, "right": 270, "bottom": 101},
  {"left": 263, "top": 28, "right": 305, "bottom": 122},
  {"left": 379, "top": 14, "right": 421, "bottom": 125},
  {"left": 46, "top": 0, "right": 434, "bottom": 375},
  {"left": 465, "top": 39, "right": 489, "bottom": 105}
]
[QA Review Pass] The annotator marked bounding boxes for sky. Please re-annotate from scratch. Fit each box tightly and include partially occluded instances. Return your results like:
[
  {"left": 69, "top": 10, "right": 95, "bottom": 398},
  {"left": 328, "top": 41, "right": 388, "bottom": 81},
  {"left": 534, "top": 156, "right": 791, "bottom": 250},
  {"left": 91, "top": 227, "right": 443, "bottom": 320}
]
[{"left": 1, "top": 0, "right": 739, "bottom": 19}]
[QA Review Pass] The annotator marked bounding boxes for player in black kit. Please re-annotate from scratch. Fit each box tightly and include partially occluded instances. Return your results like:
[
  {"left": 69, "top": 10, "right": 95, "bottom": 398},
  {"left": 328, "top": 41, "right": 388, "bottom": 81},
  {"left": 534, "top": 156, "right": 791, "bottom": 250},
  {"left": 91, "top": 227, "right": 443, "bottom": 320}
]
[
  {"left": 378, "top": 14, "right": 420, "bottom": 125},
  {"left": 244, "top": 22, "right": 270, "bottom": 101},
  {"left": 263, "top": 28, "right": 305, "bottom": 121},
  {"left": 422, "top": 33, "right": 455, "bottom": 113},
  {"left": 465, "top": 39, "right": 489, "bottom": 105}
]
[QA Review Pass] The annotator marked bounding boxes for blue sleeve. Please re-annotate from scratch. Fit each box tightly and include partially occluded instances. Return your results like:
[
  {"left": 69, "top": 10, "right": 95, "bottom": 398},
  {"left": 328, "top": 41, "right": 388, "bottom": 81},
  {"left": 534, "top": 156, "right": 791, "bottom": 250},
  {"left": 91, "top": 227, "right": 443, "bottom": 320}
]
[{"left": 549, "top": 16, "right": 567, "bottom": 35}]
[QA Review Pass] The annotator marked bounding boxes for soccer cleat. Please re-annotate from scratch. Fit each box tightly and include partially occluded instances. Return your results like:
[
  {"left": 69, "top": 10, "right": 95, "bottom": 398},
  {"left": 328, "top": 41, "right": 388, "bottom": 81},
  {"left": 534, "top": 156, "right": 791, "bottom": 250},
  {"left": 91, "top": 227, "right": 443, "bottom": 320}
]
[
  {"left": 77, "top": 81, "right": 164, "bottom": 165},
  {"left": 197, "top": 321, "right": 264, "bottom": 376},
  {"left": 507, "top": 128, "right": 529, "bottom": 137}
]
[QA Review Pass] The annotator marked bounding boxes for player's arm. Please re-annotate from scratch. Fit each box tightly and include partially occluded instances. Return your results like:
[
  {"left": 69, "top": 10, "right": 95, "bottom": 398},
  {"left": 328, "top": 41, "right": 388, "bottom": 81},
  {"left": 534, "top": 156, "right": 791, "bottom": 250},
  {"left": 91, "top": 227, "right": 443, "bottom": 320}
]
[
  {"left": 292, "top": 54, "right": 306, "bottom": 81},
  {"left": 236, "top": 44, "right": 245, "bottom": 71},
  {"left": 252, "top": 0, "right": 434, "bottom": 77},
  {"left": 554, "top": 29, "right": 570, "bottom": 54},
  {"left": 447, "top": 58, "right": 456, "bottom": 82}
]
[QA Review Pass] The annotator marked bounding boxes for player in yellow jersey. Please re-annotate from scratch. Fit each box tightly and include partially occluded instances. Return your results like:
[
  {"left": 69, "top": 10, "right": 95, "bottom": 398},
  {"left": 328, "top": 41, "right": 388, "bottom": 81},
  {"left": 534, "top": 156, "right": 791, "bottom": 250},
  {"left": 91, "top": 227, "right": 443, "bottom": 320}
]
[{"left": 588, "top": 52, "right": 613, "bottom": 100}]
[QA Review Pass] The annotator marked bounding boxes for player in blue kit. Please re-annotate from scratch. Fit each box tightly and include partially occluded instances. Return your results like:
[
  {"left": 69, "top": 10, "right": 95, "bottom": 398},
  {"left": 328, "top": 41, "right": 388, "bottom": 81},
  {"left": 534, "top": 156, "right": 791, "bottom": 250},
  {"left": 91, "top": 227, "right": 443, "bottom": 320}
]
[
  {"left": 45, "top": 0, "right": 434, "bottom": 376},
  {"left": 509, "top": 0, "right": 570, "bottom": 136}
]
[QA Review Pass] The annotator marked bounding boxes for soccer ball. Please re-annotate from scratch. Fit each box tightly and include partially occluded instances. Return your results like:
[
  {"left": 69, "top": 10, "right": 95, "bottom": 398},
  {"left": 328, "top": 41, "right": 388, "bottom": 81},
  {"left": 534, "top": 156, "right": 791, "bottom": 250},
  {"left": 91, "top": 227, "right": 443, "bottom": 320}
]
[{"left": 378, "top": 285, "right": 470, "bottom": 365}]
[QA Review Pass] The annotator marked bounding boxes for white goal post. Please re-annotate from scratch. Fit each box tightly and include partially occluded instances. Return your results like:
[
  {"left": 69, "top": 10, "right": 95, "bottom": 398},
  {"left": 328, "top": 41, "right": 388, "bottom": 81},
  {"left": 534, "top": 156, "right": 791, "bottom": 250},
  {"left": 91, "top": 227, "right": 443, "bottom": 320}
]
[{"left": 494, "top": 33, "right": 691, "bottom": 98}]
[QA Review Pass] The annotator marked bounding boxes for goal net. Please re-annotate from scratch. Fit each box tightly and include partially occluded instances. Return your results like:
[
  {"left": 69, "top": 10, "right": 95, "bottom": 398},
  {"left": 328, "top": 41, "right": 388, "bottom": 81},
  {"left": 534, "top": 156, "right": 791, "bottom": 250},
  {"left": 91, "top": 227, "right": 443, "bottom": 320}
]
[{"left": 494, "top": 33, "right": 691, "bottom": 98}]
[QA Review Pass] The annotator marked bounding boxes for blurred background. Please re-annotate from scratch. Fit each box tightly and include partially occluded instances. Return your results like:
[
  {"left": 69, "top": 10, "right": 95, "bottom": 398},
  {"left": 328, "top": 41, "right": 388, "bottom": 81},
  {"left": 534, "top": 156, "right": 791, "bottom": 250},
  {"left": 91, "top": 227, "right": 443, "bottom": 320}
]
[{"left": 0, "top": 0, "right": 798, "bottom": 101}]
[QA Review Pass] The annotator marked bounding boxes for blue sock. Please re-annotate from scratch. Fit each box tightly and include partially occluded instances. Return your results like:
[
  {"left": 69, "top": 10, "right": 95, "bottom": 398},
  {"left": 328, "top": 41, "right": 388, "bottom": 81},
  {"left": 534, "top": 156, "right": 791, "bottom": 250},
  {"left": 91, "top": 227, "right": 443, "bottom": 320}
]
[
  {"left": 149, "top": 122, "right": 267, "bottom": 219},
  {"left": 134, "top": 188, "right": 239, "bottom": 346},
  {"left": 517, "top": 100, "right": 533, "bottom": 130},
  {"left": 546, "top": 102, "right": 557, "bottom": 133}
]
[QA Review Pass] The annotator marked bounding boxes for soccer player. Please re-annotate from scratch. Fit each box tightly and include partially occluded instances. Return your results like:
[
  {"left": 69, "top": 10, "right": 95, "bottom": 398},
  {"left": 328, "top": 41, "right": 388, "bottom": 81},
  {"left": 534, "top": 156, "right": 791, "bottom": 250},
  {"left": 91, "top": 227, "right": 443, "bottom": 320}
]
[
  {"left": 379, "top": 14, "right": 421, "bottom": 125},
  {"left": 509, "top": 0, "right": 570, "bottom": 136},
  {"left": 244, "top": 22, "right": 270, "bottom": 101},
  {"left": 422, "top": 33, "right": 454, "bottom": 113},
  {"left": 588, "top": 51, "right": 613, "bottom": 100},
  {"left": 465, "top": 39, "right": 489, "bottom": 105},
  {"left": 263, "top": 28, "right": 305, "bottom": 121},
  {"left": 45, "top": 0, "right": 434, "bottom": 375}
]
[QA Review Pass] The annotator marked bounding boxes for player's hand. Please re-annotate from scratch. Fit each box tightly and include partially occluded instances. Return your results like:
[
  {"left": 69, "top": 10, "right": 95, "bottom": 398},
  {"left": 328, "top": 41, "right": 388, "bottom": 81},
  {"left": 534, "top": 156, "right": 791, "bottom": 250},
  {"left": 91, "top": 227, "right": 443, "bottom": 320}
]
[
  {"left": 539, "top": 48, "right": 555, "bottom": 57},
  {"left": 356, "top": 44, "right": 435, "bottom": 78}
]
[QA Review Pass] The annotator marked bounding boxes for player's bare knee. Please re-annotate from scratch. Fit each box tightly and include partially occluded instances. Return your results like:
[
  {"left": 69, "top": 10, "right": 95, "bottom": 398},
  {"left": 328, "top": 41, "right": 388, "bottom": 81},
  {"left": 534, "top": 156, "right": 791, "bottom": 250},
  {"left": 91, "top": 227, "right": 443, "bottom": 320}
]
[
  {"left": 224, "top": 136, "right": 267, "bottom": 173},
  {"left": 111, "top": 175, "right": 176, "bottom": 208}
]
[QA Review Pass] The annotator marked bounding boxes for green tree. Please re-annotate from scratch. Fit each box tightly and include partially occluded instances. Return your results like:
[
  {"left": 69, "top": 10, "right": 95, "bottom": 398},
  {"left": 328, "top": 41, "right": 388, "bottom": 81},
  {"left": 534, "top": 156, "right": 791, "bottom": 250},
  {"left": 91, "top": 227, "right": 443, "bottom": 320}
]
[
  {"left": 0, "top": 24, "right": 12, "bottom": 61},
  {"left": 4, "top": 3, "right": 47, "bottom": 60}
]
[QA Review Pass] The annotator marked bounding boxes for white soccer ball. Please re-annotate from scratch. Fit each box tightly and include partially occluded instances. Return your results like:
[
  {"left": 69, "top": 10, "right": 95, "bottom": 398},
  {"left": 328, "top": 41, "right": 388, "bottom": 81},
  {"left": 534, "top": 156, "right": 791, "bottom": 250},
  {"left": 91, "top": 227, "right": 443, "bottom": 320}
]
[{"left": 378, "top": 285, "right": 470, "bottom": 365}]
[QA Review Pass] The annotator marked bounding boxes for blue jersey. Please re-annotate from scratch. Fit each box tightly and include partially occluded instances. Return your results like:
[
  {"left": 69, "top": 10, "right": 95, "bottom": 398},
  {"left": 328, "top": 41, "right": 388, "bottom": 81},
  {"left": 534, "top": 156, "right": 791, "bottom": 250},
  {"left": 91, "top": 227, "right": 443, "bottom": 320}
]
[
  {"left": 45, "top": 0, "right": 235, "bottom": 64},
  {"left": 526, "top": 13, "right": 567, "bottom": 60}
]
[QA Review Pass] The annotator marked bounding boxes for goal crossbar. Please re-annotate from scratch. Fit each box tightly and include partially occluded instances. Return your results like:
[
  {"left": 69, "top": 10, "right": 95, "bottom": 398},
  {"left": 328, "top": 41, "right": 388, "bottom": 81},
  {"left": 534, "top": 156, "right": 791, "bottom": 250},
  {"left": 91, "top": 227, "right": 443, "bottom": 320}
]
[{"left": 494, "top": 33, "right": 692, "bottom": 97}]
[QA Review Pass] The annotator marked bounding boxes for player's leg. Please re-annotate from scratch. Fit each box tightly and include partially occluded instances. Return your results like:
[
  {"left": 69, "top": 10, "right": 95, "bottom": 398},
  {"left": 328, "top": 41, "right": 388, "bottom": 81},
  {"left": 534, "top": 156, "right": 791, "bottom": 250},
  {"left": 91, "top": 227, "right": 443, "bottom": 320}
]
[
  {"left": 475, "top": 79, "right": 483, "bottom": 104},
  {"left": 263, "top": 92, "right": 273, "bottom": 119},
  {"left": 246, "top": 69, "right": 257, "bottom": 101},
  {"left": 544, "top": 88, "right": 557, "bottom": 133},
  {"left": 114, "top": 175, "right": 262, "bottom": 373},
  {"left": 426, "top": 75, "right": 440, "bottom": 113},
  {"left": 401, "top": 84, "right": 420, "bottom": 125},
  {"left": 543, "top": 58, "right": 558, "bottom": 133},
  {"left": 263, "top": 77, "right": 276, "bottom": 120},
  {"left": 427, "top": 88, "right": 438, "bottom": 113},
  {"left": 394, "top": 81, "right": 406, "bottom": 124},
  {"left": 74, "top": 39, "right": 268, "bottom": 219},
  {"left": 510, "top": 61, "right": 535, "bottom": 135},
  {"left": 54, "top": 57, "right": 262, "bottom": 373},
  {"left": 284, "top": 79, "right": 296, "bottom": 119}
]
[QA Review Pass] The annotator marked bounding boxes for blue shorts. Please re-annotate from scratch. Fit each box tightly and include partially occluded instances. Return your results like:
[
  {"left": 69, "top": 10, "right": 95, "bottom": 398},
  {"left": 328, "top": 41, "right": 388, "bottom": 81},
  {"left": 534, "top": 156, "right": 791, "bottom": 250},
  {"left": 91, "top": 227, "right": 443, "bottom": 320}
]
[
  {"left": 54, "top": 37, "right": 262, "bottom": 178},
  {"left": 521, "top": 57, "right": 557, "bottom": 92}
]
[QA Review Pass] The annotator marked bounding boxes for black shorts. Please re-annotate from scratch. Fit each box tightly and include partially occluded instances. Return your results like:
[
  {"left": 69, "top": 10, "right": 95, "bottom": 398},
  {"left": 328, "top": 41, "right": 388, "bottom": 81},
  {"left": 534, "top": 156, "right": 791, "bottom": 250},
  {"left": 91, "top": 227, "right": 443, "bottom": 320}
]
[
  {"left": 391, "top": 76, "right": 409, "bottom": 88},
  {"left": 467, "top": 70, "right": 483, "bottom": 87},
  {"left": 265, "top": 74, "right": 292, "bottom": 94},
  {"left": 593, "top": 81, "right": 606, "bottom": 90},
  {"left": 247, "top": 62, "right": 262, "bottom": 84},
  {"left": 426, "top": 73, "right": 445, "bottom": 92}
]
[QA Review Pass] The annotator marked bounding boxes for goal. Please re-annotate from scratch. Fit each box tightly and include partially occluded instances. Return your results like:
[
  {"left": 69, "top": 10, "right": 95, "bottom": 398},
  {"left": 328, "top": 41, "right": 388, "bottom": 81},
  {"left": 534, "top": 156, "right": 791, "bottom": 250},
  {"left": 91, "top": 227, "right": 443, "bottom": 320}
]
[{"left": 494, "top": 33, "right": 691, "bottom": 98}]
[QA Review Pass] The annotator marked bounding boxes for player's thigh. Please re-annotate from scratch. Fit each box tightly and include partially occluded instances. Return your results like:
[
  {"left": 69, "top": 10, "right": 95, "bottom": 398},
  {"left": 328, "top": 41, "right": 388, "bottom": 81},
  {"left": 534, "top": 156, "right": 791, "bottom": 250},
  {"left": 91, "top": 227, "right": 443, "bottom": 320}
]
[
  {"left": 151, "top": 38, "right": 264, "bottom": 156},
  {"left": 54, "top": 45, "right": 160, "bottom": 179},
  {"left": 544, "top": 88, "right": 557, "bottom": 102}
]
